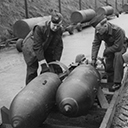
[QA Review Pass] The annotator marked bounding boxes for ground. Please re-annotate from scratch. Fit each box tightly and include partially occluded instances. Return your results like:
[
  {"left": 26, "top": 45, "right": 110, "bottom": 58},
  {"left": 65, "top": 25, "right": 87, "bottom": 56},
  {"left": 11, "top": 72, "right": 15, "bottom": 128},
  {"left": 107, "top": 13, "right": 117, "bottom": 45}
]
[{"left": 0, "top": 13, "right": 128, "bottom": 127}]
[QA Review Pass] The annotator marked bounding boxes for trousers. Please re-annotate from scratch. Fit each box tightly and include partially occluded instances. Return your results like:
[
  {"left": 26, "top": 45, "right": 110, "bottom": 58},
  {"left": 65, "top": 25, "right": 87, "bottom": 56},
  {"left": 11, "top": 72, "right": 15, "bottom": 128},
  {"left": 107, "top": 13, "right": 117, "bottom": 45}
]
[{"left": 105, "top": 48, "right": 126, "bottom": 84}]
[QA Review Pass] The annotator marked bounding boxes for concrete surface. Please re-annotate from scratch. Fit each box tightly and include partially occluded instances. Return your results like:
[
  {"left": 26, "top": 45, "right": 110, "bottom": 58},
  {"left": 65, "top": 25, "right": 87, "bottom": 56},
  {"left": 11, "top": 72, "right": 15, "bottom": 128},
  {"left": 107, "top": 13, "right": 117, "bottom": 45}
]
[{"left": 0, "top": 13, "right": 128, "bottom": 124}]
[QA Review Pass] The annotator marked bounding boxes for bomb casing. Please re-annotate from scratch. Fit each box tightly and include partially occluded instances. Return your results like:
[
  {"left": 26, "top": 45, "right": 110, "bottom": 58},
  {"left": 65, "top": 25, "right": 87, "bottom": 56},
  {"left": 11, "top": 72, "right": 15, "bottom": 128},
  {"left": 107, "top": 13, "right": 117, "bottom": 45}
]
[
  {"left": 56, "top": 64, "right": 101, "bottom": 117},
  {"left": 10, "top": 72, "right": 61, "bottom": 128}
]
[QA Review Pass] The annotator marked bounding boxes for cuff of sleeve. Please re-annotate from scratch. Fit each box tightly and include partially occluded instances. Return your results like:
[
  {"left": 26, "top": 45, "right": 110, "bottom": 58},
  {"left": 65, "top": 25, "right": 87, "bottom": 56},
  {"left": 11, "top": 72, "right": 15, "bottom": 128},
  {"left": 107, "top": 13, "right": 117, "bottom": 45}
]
[{"left": 39, "top": 59, "right": 49, "bottom": 67}]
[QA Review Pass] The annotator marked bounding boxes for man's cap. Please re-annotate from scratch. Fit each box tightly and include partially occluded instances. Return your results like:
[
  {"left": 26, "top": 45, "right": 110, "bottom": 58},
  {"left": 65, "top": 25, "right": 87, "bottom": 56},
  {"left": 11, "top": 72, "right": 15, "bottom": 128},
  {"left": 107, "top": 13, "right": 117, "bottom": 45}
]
[
  {"left": 51, "top": 12, "right": 63, "bottom": 24},
  {"left": 90, "top": 14, "right": 106, "bottom": 27}
]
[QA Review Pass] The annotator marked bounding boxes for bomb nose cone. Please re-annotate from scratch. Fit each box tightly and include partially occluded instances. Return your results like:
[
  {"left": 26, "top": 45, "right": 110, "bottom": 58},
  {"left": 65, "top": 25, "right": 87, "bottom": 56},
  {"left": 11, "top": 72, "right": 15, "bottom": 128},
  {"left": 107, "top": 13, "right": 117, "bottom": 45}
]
[
  {"left": 12, "top": 120, "right": 21, "bottom": 128},
  {"left": 11, "top": 117, "right": 23, "bottom": 128},
  {"left": 64, "top": 105, "right": 72, "bottom": 113}
]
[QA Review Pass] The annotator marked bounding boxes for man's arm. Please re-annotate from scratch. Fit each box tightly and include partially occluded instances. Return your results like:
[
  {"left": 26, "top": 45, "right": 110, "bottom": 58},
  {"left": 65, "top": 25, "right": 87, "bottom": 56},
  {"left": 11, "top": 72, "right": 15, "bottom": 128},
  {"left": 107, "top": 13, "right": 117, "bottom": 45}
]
[
  {"left": 104, "top": 29, "right": 125, "bottom": 54},
  {"left": 53, "top": 37, "right": 63, "bottom": 61},
  {"left": 91, "top": 33, "right": 102, "bottom": 60},
  {"left": 33, "top": 25, "right": 51, "bottom": 73},
  {"left": 33, "top": 25, "right": 45, "bottom": 61}
]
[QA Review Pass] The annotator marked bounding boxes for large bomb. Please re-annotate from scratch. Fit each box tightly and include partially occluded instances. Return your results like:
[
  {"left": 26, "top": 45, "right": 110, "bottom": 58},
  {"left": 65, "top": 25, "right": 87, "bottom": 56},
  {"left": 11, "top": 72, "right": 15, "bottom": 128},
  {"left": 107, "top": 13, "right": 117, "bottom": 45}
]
[
  {"left": 10, "top": 72, "right": 61, "bottom": 128},
  {"left": 56, "top": 64, "right": 101, "bottom": 117}
]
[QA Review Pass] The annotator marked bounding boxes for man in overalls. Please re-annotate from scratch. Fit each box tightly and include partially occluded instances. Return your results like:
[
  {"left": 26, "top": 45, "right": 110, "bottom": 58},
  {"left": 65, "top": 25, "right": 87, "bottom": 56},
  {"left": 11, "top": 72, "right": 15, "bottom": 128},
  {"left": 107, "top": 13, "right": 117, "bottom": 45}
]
[
  {"left": 22, "top": 12, "right": 63, "bottom": 85},
  {"left": 90, "top": 14, "right": 127, "bottom": 91}
]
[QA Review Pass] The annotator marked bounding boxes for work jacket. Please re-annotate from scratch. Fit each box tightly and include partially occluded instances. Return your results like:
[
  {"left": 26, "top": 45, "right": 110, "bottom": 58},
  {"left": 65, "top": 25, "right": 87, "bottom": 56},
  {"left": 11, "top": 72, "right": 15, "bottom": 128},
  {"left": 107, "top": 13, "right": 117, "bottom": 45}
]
[
  {"left": 33, "top": 21, "right": 63, "bottom": 62},
  {"left": 91, "top": 22, "right": 127, "bottom": 60}
]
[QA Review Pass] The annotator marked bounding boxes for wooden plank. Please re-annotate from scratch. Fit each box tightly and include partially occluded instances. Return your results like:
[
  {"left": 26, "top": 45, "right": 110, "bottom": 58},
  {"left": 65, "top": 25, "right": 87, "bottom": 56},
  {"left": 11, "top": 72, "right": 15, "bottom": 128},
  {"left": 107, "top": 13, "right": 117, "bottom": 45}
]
[
  {"left": 1, "top": 106, "right": 10, "bottom": 124},
  {"left": 42, "top": 124, "right": 86, "bottom": 128},
  {"left": 102, "top": 88, "right": 114, "bottom": 95},
  {"left": 1, "top": 124, "right": 13, "bottom": 128},
  {"left": 97, "top": 87, "right": 109, "bottom": 109},
  {"left": 99, "top": 80, "right": 128, "bottom": 128}
]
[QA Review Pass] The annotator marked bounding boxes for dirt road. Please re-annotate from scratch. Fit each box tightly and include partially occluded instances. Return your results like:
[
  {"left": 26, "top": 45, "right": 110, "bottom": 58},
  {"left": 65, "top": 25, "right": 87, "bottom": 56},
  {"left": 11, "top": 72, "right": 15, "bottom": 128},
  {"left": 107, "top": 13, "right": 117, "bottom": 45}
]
[{"left": 0, "top": 13, "right": 128, "bottom": 124}]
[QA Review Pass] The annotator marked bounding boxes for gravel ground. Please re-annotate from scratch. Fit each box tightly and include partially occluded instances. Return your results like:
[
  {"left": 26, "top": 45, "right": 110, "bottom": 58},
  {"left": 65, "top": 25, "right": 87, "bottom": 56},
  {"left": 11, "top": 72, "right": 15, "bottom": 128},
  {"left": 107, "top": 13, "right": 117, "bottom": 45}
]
[{"left": 111, "top": 69, "right": 128, "bottom": 128}]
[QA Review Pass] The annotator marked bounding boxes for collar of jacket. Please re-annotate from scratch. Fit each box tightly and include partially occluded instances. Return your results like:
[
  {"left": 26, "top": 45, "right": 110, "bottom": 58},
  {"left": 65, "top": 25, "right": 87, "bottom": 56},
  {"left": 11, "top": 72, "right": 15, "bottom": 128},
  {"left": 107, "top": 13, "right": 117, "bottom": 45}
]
[
  {"left": 107, "top": 22, "right": 120, "bottom": 36},
  {"left": 43, "top": 21, "right": 51, "bottom": 38},
  {"left": 95, "top": 22, "right": 113, "bottom": 36},
  {"left": 107, "top": 22, "right": 113, "bottom": 35}
]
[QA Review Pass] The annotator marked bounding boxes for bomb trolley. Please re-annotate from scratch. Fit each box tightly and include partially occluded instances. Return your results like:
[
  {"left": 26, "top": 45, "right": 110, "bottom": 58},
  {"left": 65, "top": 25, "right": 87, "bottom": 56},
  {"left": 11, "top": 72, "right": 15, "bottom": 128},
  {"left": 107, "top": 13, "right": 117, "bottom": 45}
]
[{"left": 1, "top": 57, "right": 128, "bottom": 128}]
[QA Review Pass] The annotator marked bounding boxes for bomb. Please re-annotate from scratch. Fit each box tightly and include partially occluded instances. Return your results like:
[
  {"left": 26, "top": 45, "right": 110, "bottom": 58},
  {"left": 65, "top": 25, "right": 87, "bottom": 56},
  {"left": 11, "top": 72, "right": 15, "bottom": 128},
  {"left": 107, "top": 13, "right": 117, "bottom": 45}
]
[
  {"left": 10, "top": 72, "right": 61, "bottom": 128},
  {"left": 56, "top": 64, "right": 101, "bottom": 117}
]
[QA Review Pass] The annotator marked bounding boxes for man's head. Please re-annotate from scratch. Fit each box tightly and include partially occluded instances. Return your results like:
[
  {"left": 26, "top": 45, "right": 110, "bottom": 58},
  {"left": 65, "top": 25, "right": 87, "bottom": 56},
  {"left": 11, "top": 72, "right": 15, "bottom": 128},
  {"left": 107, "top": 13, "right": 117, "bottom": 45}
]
[
  {"left": 90, "top": 14, "right": 108, "bottom": 35},
  {"left": 50, "top": 12, "right": 63, "bottom": 31}
]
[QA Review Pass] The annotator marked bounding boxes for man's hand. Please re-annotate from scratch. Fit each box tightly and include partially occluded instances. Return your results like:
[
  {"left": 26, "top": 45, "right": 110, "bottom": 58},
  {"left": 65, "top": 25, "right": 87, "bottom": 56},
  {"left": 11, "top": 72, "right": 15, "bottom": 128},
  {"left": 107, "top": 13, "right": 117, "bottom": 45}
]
[
  {"left": 39, "top": 59, "right": 50, "bottom": 74},
  {"left": 91, "top": 59, "right": 97, "bottom": 67},
  {"left": 40, "top": 63, "right": 50, "bottom": 74},
  {"left": 103, "top": 48, "right": 108, "bottom": 57}
]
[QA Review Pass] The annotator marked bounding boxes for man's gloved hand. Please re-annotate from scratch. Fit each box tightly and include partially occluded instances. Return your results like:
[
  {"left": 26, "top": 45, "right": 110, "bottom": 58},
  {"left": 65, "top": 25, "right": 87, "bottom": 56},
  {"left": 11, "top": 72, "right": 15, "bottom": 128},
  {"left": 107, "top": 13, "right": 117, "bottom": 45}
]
[
  {"left": 40, "top": 63, "right": 50, "bottom": 74},
  {"left": 91, "top": 59, "right": 97, "bottom": 67},
  {"left": 39, "top": 59, "right": 50, "bottom": 74}
]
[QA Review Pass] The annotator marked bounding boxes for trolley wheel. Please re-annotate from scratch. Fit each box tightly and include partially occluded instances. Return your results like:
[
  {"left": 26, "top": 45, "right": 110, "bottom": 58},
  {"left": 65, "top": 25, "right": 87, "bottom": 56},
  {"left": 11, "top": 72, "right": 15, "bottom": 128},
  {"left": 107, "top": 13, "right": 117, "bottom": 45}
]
[
  {"left": 76, "top": 23, "right": 82, "bottom": 32},
  {"left": 16, "top": 38, "right": 23, "bottom": 52},
  {"left": 115, "top": 12, "right": 119, "bottom": 18},
  {"left": 66, "top": 25, "right": 74, "bottom": 35}
]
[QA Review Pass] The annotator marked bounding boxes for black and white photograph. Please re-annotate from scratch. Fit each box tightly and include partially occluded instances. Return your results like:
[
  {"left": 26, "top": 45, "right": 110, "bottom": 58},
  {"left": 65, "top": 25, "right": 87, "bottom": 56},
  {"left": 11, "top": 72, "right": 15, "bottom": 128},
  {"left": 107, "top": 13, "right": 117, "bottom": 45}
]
[{"left": 1, "top": 0, "right": 128, "bottom": 128}]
